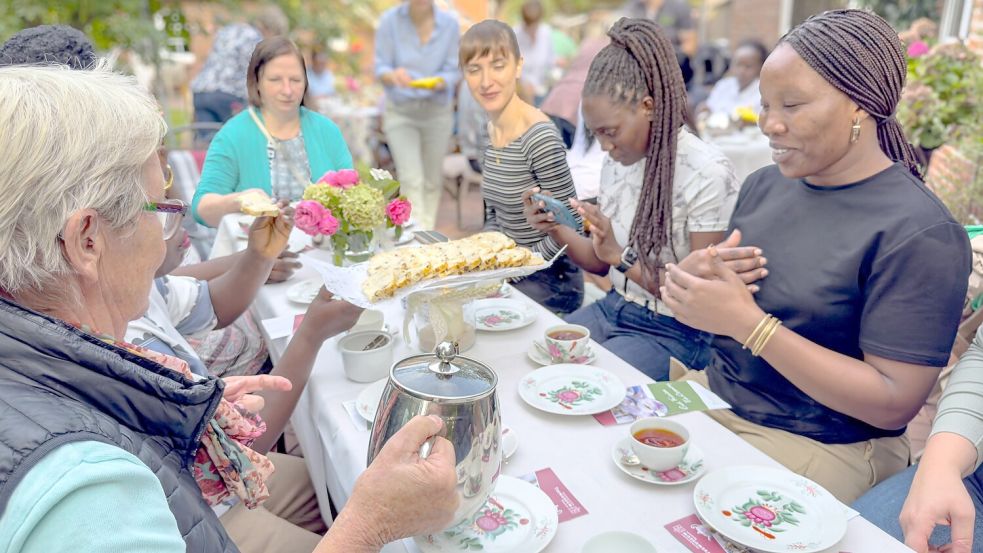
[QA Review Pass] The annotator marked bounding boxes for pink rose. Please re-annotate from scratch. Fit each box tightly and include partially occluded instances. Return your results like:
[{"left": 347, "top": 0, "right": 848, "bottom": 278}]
[
  {"left": 386, "top": 198, "right": 412, "bottom": 226},
  {"left": 317, "top": 210, "right": 340, "bottom": 235},
  {"left": 294, "top": 200, "right": 330, "bottom": 236},
  {"left": 907, "top": 40, "right": 929, "bottom": 58},
  {"left": 317, "top": 170, "right": 359, "bottom": 189}
]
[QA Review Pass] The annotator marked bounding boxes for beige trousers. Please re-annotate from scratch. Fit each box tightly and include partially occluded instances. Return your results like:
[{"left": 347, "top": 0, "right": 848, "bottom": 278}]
[
  {"left": 221, "top": 452, "right": 327, "bottom": 553},
  {"left": 383, "top": 101, "right": 454, "bottom": 231},
  {"left": 671, "top": 361, "right": 911, "bottom": 504}
]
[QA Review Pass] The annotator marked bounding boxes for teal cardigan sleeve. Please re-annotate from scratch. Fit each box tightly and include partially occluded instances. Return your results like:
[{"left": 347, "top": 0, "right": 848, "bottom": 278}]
[{"left": 191, "top": 107, "right": 354, "bottom": 226}]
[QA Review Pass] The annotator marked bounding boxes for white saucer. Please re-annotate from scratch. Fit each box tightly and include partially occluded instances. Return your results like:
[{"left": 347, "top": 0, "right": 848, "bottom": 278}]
[
  {"left": 355, "top": 378, "right": 388, "bottom": 422},
  {"left": 286, "top": 278, "right": 323, "bottom": 304},
  {"left": 582, "top": 531, "right": 658, "bottom": 553},
  {"left": 474, "top": 298, "right": 537, "bottom": 332},
  {"left": 612, "top": 437, "right": 706, "bottom": 486},
  {"left": 518, "top": 364, "right": 626, "bottom": 415},
  {"left": 415, "top": 475, "right": 558, "bottom": 552},
  {"left": 502, "top": 426, "right": 517, "bottom": 461},
  {"left": 527, "top": 342, "right": 597, "bottom": 366}
]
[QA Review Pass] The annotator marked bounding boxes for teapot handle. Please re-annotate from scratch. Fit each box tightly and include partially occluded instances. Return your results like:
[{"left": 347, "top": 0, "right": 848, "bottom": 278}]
[{"left": 419, "top": 434, "right": 438, "bottom": 459}]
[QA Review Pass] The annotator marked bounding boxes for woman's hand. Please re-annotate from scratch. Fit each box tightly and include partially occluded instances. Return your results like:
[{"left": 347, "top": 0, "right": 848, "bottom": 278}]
[
  {"left": 246, "top": 201, "right": 293, "bottom": 261},
  {"left": 521, "top": 187, "right": 559, "bottom": 233},
  {"left": 677, "top": 230, "right": 768, "bottom": 292},
  {"left": 571, "top": 198, "right": 621, "bottom": 266},
  {"left": 385, "top": 68, "right": 413, "bottom": 88},
  {"left": 661, "top": 252, "right": 765, "bottom": 340},
  {"left": 297, "top": 287, "right": 364, "bottom": 344},
  {"left": 900, "top": 433, "right": 977, "bottom": 553}
]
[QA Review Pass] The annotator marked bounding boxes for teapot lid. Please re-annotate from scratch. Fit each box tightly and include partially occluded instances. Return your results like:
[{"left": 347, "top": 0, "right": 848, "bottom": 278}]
[{"left": 390, "top": 341, "right": 497, "bottom": 401}]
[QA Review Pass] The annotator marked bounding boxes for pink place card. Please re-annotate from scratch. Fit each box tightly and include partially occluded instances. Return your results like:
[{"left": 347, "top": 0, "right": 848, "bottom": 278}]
[
  {"left": 293, "top": 314, "right": 305, "bottom": 333},
  {"left": 665, "top": 514, "right": 728, "bottom": 553},
  {"left": 518, "top": 467, "right": 588, "bottom": 523}
]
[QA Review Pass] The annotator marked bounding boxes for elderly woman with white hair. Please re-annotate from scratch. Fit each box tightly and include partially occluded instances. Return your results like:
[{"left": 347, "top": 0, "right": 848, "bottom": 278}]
[{"left": 0, "top": 64, "right": 457, "bottom": 552}]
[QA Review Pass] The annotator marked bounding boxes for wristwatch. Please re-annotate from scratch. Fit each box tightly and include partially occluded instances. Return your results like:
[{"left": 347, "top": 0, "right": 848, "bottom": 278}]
[{"left": 615, "top": 245, "right": 638, "bottom": 273}]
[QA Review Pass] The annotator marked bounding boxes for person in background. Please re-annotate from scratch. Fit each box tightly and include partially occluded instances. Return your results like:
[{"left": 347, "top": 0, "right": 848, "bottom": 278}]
[
  {"left": 661, "top": 9, "right": 970, "bottom": 503},
  {"left": 0, "top": 24, "right": 95, "bottom": 68},
  {"left": 307, "top": 49, "right": 336, "bottom": 98},
  {"left": 191, "top": 5, "right": 289, "bottom": 131},
  {"left": 622, "top": 0, "right": 698, "bottom": 85},
  {"left": 461, "top": 20, "right": 584, "bottom": 315},
  {"left": 192, "top": 37, "right": 353, "bottom": 227},
  {"left": 699, "top": 39, "right": 768, "bottom": 118},
  {"left": 855, "top": 324, "right": 983, "bottom": 553},
  {"left": 525, "top": 18, "right": 739, "bottom": 379},
  {"left": 514, "top": 0, "right": 555, "bottom": 105},
  {"left": 374, "top": 0, "right": 460, "bottom": 231},
  {"left": 0, "top": 63, "right": 458, "bottom": 553}
]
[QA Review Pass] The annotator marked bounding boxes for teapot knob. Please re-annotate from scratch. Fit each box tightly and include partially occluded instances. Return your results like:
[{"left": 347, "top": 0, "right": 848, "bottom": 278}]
[
  {"left": 435, "top": 341, "right": 459, "bottom": 362},
  {"left": 429, "top": 341, "right": 461, "bottom": 375}
]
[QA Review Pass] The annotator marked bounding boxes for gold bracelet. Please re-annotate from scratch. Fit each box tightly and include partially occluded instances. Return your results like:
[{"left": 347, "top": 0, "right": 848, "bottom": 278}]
[
  {"left": 749, "top": 316, "right": 780, "bottom": 355},
  {"left": 742, "top": 314, "right": 772, "bottom": 350},
  {"left": 752, "top": 318, "right": 783, "bottom": 356}
]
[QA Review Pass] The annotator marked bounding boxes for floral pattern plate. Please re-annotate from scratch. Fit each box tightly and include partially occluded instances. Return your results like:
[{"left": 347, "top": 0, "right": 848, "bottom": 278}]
[
  {"left": 473, "top": 298, "right": 537, "bottom": 332},
  {"left": 415, "top": 475, "right": 558, "bottom": 553},
  {"left": 693, "top": 466, "right": 847, "bottom": 553},
  {"left": 286, "top": 278, "right": 323, "bottom": 304},
  {"left": 518, "top": 364, "right": 627, "bottom": 415},
  {"left": 354, "top": 378, "right": 388, "bottom": 422},
  {"left": 612, "top": 437, "right": 706, "bottom": 486}
]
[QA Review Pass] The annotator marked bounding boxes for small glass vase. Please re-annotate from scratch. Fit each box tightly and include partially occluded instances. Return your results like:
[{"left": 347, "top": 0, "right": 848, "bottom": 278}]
[{"left": 330, "top": 229, "right": 377, "bottom": 266}]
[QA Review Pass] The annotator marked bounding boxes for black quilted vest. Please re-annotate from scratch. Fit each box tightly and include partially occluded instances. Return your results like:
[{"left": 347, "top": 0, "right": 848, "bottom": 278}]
[{"left": 0, "top": 298, "right": 238, "bottom": 552}]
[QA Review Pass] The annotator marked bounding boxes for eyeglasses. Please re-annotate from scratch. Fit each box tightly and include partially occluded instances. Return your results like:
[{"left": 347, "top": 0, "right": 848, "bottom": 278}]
[
  {"left": 163, "top": 164, "right": 174, "bottom": 191},
  {"left": 144, "top": 198, "right": 187, "bottom": 240}
]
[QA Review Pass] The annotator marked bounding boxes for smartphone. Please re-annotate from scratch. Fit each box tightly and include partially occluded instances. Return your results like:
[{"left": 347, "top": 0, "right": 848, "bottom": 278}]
[{"left": 531, "top": 193, "right": 581, "bottom": 230}]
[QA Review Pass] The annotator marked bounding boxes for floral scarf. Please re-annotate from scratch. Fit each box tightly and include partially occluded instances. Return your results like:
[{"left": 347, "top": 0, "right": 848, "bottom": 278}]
[{"left": 93, "top": 329, "right": 274, "bottom": 509}]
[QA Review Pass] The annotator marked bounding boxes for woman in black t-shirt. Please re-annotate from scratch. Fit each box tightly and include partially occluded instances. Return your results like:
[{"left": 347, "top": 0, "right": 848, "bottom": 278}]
[{"left": 662, "top": 9, "right": 971, "bottom": 504}]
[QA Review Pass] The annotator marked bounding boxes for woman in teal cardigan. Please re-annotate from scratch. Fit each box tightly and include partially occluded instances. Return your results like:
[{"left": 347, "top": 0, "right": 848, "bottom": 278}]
[{"left": 192, "top": 37, "right": 353, "bottom": 227}]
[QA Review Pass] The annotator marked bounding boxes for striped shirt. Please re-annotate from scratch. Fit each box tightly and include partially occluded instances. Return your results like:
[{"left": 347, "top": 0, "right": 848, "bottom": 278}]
[{"left": 482, "top": 121, "right": 581, "bottom": 259}]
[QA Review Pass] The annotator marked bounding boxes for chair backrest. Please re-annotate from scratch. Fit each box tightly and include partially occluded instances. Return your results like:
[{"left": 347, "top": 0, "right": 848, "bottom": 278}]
[{"left": 167, "top": 148, "right": 216, "bottom": 259}]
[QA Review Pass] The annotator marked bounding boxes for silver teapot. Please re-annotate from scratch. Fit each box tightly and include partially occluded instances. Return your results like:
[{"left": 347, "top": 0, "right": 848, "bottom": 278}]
[{"left": 367, "top": 341, "right": 501, "bottom": 527}]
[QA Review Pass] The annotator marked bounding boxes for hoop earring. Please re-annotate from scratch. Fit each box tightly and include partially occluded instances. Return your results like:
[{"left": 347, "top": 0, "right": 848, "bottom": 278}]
[{"left": 849, "top": 118, "right": 862, "bottom": 144}]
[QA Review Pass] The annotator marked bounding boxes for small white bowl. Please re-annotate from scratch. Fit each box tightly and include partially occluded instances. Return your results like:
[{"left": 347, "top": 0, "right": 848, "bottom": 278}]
[
  {"left": 581, "top": 531, "right": 657, "bottom": 553},
  {"left": 338, "top": 330, "right": 394, "bottom": 383}
]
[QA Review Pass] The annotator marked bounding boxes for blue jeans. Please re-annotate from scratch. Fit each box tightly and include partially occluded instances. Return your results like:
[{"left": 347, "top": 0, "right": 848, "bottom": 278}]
[
  {"left": 853, "top": 462, "right": 983, "bottom": 547},
  {"left": 565, "top": 290, "right": 712, "bottom": 380}
]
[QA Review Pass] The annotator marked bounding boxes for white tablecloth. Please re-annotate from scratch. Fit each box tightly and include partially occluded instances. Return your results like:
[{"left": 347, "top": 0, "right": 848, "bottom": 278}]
[
  {"left": 708, "top": 131, "right": 773, "bottom": 184},
  {"left": 210, "top": 216, "right": 912, "bottom": 553}
]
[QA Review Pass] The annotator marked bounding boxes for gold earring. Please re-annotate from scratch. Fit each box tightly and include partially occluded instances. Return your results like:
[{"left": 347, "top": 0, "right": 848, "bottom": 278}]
[{"left": 849, "top": 118, "right": 862, "bottom": 144}]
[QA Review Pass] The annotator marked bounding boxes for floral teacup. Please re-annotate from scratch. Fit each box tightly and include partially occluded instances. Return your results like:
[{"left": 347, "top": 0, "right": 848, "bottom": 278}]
[{"left": 543, "top": 324, "right": 590, "bottom": 362}]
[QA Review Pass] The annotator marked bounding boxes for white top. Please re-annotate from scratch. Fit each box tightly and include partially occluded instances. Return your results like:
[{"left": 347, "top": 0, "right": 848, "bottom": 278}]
[
  {"left": 600, "top": 129, "right": 740, "bottom": 315},
  {"left": 514, "top": 23, "right": 554, "bottom": 96},
  {"left": 705, "top": 76, "right": 762, "bottom": 118},
  {"left": 567, "top": 104, "right": 605, "bottom": 200}
]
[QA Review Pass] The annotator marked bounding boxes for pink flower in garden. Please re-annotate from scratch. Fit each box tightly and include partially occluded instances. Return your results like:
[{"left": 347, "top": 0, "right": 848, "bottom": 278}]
[
  {"left": 317, "top": 169, "right": 360, "bottom": 189},
  {"left": 386, "top": 198, "right": 412, "bottom": 226},
  {"left": 294, "top": 200, "right": 331, "bottom": 236},
  {"left": 907, "top": 40, "right": 930, "bottom": 58}
]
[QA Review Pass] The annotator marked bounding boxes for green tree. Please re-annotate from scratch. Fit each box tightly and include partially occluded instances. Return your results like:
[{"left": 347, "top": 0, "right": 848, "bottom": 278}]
[{"left": 852, "top": 0, "right": 940, "bottom": 30}]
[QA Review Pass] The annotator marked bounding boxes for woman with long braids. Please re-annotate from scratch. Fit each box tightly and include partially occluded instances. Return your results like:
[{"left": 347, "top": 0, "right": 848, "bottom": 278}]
[
  {"left": 661, "top": 9, "right": 971, "bottom": 503},
  {"left": 524, "top": 17, "right": 741, "bottom": 379},
  {"left": 462, "top": 20, "right": 584, "bottom": 314}
]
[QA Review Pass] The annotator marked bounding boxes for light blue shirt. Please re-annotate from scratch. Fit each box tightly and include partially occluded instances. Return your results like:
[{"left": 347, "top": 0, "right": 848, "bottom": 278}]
[
  {"left": 0, "top": 441, "right": 184, "bottom": 552},
  {"left": 374, "top": 2, "right": 460, "bottom": 105}
]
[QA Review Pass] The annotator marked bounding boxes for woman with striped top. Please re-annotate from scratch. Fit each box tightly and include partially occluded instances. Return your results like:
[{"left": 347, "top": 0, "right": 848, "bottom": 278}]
[{"left": 460, "top": 20, "right": 584, "bottom": 314}]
